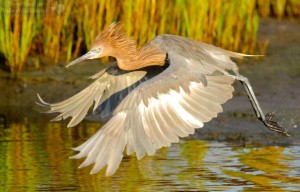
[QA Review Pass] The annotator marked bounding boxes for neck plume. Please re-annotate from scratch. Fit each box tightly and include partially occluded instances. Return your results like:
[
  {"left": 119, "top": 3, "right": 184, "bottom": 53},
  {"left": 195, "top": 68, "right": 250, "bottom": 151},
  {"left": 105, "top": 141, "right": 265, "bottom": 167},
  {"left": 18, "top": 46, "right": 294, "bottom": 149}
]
[
  {"left": 96, "top": 23, "right": 166, "bottom": 70},
  {"left": 116, "top": 43, "right": 166, "bottom": 70}
]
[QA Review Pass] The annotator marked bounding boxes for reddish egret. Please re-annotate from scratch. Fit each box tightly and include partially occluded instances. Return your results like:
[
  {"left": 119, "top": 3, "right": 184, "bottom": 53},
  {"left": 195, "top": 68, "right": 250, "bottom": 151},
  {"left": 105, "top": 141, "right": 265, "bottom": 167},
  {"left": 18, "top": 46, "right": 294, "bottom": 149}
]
[{"left": 37, "top": 23, "right": 288, "bottom": 176}]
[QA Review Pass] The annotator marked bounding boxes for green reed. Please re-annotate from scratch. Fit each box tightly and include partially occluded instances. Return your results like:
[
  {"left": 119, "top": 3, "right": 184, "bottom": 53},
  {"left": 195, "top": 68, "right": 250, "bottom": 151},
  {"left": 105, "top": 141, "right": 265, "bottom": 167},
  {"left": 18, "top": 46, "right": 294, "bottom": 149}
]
[
  {"left": 0, "top": 0, "right": 39, "bottom": 73},
  {"left": 74, "top": 1, "right": 119, "bottom": 49},
  {"left": 257, "top": 0, "right": 300, "bottom": 19},
  {"left": 42, "top": 0, "right": 76, "bottom": 63},
  {"left": 117, "top": 0, "right": 259, "bottom": 54},
  {"left": 284, "top": 0, "right": 300, "bottom": 18},
  {"left": 1, "top": 0, "right": 300, "bottom": 72}
]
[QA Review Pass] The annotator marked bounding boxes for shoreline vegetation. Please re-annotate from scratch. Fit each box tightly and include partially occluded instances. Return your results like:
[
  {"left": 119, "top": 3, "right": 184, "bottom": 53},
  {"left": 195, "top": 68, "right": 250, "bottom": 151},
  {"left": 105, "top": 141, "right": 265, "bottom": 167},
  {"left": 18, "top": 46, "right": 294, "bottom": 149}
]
[{"left": 0, "top": 0, "right": 299, "bottom": 73}]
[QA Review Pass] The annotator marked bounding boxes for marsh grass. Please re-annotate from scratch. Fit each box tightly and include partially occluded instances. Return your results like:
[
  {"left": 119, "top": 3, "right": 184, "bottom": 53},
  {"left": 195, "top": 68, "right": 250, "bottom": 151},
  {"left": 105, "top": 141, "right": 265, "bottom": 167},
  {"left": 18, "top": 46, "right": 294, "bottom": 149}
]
[
  {"left": 85, "top": 0, "right": 261, "bottom": 54},
  {"left": 0, "top": 0, "right": 299, "bottom": 72},
  {"left": 0, "top": 0, "right": 39, "bottom": 73},
  {"left": 42, "top": 0, "right": 76, "bottom": 63},
  {"left": 258, "top": 0, "right": 300, "bottom": 19}
]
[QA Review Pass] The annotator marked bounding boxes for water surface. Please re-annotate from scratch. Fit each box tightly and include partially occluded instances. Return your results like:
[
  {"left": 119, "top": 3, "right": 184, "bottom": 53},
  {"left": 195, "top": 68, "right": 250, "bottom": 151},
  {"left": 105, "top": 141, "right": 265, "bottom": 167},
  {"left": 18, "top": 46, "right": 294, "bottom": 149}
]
[{"left": 1, "top": 121, "right": 299, "bottom": 191}]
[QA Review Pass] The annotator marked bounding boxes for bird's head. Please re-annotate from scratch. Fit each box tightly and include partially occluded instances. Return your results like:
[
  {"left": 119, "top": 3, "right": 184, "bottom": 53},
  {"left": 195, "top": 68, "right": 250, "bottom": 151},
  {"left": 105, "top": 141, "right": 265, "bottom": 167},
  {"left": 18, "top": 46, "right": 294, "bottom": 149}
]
[{"left": 66, "top": 22, "right": 136, "bottom": 68}]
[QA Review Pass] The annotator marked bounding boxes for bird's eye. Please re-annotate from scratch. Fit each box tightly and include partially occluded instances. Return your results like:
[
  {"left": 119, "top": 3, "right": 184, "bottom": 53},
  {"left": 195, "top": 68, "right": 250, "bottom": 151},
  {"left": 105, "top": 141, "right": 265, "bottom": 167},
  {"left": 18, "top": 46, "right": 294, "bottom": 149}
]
[{"left": 92, "top": 47, "right": 102, "bottom": 53}]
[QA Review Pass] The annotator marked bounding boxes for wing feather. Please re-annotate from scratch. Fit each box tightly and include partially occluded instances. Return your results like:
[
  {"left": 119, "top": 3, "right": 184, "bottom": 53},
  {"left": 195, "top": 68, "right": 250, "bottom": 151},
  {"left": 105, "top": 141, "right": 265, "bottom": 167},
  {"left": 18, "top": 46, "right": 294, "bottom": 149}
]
[
  {"left": 149, "top": 34, "right": 243, "bottom": 74},
  {"left": 41, "top": 34, "right": 244, "bottom": 176},
  {"left": 70, "top": 51, "right": 237, "bottom": 175},
  {"left": 37, "top": 63, "right": 163, "bottom": 127}
]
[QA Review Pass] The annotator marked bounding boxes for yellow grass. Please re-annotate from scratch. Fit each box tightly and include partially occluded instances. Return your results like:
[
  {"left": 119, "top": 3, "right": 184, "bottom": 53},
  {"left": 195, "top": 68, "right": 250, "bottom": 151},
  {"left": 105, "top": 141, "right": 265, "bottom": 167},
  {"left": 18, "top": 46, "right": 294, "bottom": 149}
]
[{"left": 0, "top": 0, "right": 299, "bottom": 72}]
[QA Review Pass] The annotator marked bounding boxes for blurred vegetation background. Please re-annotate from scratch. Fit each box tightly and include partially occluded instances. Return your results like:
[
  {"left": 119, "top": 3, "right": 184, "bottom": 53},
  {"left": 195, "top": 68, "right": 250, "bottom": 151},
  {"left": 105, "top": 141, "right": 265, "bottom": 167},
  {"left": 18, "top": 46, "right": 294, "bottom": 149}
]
[{"left": 0, "top": 0, "right": 299, "bottom": 73}]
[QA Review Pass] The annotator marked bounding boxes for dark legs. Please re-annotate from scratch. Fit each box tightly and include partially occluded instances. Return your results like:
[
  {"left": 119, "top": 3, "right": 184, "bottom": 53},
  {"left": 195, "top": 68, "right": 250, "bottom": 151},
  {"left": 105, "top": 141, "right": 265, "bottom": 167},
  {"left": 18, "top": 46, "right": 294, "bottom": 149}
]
[{"left": 232, "top": 74, "right": 289, "bottom": 136}]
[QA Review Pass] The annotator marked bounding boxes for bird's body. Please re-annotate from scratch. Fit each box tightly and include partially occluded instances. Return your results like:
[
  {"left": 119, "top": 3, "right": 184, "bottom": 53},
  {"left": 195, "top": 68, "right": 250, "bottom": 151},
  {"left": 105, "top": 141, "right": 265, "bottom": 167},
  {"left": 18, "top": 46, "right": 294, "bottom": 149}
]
[{"left": 38, "top": 23, "right": 288, "bottom": 176}]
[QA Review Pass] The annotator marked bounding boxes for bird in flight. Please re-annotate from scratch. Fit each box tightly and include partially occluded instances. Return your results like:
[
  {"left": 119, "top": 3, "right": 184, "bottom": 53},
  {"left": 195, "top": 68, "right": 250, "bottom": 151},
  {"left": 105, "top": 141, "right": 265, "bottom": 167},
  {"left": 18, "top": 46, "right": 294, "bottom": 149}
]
[{"left": 37, "top": 23, "right": 288, "bottom": 176}]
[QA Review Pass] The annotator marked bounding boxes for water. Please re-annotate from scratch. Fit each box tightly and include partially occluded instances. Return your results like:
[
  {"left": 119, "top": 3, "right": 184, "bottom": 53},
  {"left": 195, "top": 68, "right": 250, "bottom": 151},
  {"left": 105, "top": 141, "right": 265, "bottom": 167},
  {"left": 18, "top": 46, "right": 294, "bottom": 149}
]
[{"left": 1, "top": 121, "right": 299, "bottom": 191}]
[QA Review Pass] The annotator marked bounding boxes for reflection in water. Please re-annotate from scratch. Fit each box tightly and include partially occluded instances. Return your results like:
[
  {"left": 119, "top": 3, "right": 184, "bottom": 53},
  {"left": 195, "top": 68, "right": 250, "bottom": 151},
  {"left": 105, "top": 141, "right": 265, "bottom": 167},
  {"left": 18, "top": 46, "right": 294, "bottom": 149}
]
[
  {"left": 223, "top": 146, "right": 300, "bottom": 191},
  {"left": 0, "top": 121, "right": 299, "bottom": 191}
]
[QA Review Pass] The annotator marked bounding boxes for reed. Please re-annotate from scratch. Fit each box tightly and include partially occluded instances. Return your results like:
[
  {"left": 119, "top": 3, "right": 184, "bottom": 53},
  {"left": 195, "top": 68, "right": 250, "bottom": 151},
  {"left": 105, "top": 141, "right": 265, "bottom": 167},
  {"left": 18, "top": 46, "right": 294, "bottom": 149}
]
[
  {"left": 285, "top": 0, "right": 300, "bottom": 18},
  {"left": 1, "top": 0, "right": 300, "bottom": 72},
  {"left": 272, "top": 0, "right": 287, "bottom": 19},
  {"left": 42, "top": 0, "right": 76, "bottom": 63},
  {"left": 0, "top": 0, "right": 39, "bottom": 73},
  {"left": 117, "top": 0, "right": 259, "bottom": 54},
  {"left": 73, "top": 0, "right": 119, "bottom": 63},
  {"left": 257, "top": 0, "right": 300, "bottom": 19}
]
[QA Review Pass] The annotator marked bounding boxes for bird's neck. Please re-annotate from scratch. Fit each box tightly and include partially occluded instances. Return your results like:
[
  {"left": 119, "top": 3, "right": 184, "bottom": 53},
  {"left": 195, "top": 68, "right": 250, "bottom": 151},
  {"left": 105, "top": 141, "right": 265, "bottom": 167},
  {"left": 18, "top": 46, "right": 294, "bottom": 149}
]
[{"left": 115, "top": 43, "right": 166, "bottom": 71}]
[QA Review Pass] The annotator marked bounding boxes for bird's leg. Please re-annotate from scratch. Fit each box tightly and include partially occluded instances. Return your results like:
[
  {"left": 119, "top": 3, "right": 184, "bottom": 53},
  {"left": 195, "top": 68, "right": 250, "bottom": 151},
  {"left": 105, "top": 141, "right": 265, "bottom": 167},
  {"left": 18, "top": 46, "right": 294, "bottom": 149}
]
[{"left": 230, "top": 74, "right": 289, "bottom": 136}]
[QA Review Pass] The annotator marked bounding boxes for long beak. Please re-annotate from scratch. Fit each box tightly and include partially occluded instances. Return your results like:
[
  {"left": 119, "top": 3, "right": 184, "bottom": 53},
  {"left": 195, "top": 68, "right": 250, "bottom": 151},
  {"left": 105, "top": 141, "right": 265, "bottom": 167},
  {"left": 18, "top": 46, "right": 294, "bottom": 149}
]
[{"left": 66, "top": 50, "right": 99, "bottom": 68}]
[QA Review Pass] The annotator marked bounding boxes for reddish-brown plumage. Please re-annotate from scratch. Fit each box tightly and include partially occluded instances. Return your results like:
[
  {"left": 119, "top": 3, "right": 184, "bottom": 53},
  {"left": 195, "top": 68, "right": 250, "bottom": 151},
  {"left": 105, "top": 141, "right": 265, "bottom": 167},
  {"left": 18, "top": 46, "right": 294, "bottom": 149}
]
[{"left": 92, "top": 23, "right": 166, "bottom": 70}]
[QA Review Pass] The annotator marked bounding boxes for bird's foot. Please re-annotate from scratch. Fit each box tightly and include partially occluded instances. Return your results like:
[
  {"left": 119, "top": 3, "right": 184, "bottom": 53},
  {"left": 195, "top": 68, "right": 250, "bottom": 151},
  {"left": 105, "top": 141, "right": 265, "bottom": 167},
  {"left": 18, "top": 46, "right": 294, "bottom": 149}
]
[{"left": 263, "top": 112, "right": 290, "bottom": 136}]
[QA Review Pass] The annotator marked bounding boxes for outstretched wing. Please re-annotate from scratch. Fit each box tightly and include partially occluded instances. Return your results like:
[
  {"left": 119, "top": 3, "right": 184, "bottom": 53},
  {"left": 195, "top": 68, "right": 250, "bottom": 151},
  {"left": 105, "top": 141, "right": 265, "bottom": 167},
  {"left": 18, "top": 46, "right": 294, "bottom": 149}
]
[
  {"left": 71, "top": 49, "right": 238, "bottom": 176},
  {"left": 37, "top": 62, "right": 165, "bottom": 127}
]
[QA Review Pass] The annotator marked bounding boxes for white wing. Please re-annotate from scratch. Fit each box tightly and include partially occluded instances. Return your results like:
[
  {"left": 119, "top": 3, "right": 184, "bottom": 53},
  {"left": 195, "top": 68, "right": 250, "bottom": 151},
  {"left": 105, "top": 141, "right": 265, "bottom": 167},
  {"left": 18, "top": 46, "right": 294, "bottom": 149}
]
[
  {"left": 40, "top": 35, "right": 244, "bottom": 176},
  {"left": 71, "top": 50, "right": 236, "bottom": 176},
  {"left": 37, "top": 62, "right": 165, "bottom": 127}
]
